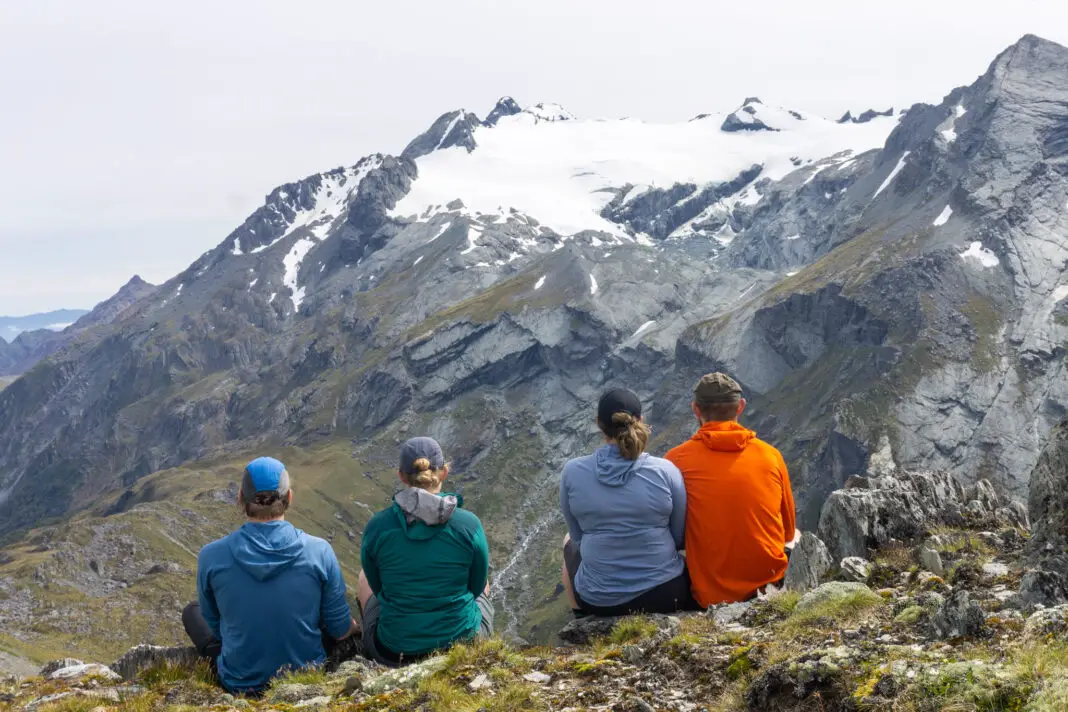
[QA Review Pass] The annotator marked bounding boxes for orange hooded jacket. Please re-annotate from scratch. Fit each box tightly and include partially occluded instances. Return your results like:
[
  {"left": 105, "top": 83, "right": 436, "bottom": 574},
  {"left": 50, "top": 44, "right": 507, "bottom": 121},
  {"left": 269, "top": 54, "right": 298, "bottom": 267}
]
[{"left": 665, "top": 421, "right": 796, "bottom": 607}]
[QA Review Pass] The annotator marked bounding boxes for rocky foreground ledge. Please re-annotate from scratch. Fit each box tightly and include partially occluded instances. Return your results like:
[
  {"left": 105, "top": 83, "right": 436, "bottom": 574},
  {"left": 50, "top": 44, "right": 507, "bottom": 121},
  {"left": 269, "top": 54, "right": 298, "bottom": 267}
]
[{"left": 4, "top": 449, "right": 1068, "bottom": 711}]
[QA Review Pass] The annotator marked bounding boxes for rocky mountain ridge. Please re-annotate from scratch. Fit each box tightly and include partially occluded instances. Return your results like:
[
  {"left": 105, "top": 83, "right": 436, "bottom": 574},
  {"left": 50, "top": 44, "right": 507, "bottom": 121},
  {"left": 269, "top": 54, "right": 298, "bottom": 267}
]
[{"left": 0, "top": 34, "right": 1066, "bottom": 646}]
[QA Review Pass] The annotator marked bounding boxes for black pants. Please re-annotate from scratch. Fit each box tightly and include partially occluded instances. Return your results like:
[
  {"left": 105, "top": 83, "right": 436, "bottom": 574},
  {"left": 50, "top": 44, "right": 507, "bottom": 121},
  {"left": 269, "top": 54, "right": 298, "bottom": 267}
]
[
  {"left": 563, "top": 539, "right": 700, "bottom": 616},
  {"left": 181, "top": 602, "right": 339, "bottom": 674}
]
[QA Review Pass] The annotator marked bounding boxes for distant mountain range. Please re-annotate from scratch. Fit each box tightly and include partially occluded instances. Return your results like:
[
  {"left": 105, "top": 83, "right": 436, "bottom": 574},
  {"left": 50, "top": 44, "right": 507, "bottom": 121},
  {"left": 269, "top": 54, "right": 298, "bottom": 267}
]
[{"left": 0, "top": 310, "right": 89, "bottom": 341}]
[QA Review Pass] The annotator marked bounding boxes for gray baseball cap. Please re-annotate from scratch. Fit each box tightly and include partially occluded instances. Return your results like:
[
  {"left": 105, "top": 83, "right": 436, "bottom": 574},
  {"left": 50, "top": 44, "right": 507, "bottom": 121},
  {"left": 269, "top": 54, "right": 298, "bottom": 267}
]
[{"left": 399, "top": 437, "right": 445, "bottom": 475}]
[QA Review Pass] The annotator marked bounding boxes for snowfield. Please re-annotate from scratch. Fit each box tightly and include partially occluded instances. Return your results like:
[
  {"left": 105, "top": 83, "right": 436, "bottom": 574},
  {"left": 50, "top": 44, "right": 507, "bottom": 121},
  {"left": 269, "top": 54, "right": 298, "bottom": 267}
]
[{"left": 393, "top": 102, "right": 898, "bottom": 239}]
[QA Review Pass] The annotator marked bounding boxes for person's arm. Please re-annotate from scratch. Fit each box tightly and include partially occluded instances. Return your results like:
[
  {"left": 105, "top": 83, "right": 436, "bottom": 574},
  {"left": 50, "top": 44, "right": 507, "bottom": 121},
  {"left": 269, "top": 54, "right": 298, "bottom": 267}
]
[
  {"left": 360, "top": 531, "right": 382, "bottom": 596},
  {"left": 559, "top": 466, "right": 583, "bottom": 546},
  {"left": 468, "top": 524, "right": 490, "bottom": 597},
  {"left": 665, "top": 461, "right": 688, "bottom": 550},
  {"left": 196, "top": 553, "right": 221, "bottom": 639},
  {"left": 778, "top": 451, "right": 797, "bottom": 545},
  {"left": 320, "top": 546, "right": 356, "bottom": 640}
]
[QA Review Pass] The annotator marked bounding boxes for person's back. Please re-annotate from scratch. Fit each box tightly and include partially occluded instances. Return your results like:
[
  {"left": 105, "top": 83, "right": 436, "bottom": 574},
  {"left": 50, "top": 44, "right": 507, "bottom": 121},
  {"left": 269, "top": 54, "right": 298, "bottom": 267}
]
[
  {"left": 358, "top": 437, "right": 492, "bottom": 663},
  {"left": 666, "top": 373, "right": 796, "bottom": 607},
  {"left": 559, "top": 388, "right": 693, "bottom": 616},
  {"left": 187, "top": 457, "right": 355, "bottom": 693},
  {"left": 560, "top": 446, "right": 685, "bottom": 606}
]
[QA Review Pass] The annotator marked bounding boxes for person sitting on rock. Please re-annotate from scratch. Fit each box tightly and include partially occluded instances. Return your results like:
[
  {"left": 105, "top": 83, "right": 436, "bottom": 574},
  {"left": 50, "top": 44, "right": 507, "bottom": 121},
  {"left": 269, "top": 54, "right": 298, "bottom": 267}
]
[
  {"left": 560, "top": 388, "right": 696, "bottom": 616},
  {"left": 666, "top": 372, "right": 797, "bottom": 606},
  {"left": 357, "top": 437, "right": 493, "bottom": 666},
  {"left": 182, "top": 457, "right": 359, "bottom": 694}
]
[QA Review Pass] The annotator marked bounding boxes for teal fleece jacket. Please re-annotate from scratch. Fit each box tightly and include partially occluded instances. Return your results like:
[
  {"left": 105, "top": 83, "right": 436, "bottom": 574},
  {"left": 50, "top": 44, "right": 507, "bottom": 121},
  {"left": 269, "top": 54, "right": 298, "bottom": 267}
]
[
  {"left": 360, "top": 489, "right": 489, "bottom": 656},
  {"left": 197, "top": 521, "right": 352, "bottom": 693}
]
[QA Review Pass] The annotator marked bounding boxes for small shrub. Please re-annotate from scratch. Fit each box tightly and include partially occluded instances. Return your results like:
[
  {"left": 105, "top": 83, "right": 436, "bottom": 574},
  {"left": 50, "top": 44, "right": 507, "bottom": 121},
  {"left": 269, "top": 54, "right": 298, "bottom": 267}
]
[{"left": 138, "top": 659, "right": 215, "bottom": 689}]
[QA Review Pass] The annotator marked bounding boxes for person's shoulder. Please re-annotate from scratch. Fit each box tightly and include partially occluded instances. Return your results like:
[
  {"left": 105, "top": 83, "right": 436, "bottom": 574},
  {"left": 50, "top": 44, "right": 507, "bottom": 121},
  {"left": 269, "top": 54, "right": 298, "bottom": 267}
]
[
  {"left": 197, "top": 533, "right": 233, "bottom": 568},
  {"left": 749, "top": 437, "right": 786, "bottom": 466},
  {"left": 450, "top": 506, "right": 484, "bottom": 533},
  {"left": 643, "top": 454, "right": 682, "bottom": 478},
  {"left": 561, "top": 453, "right": 596, "bottom": 479},
  {"left": 664, "top": 437, "right": 698, "bottom": 461},
  {"left": 363, "top": 507, "right": 398, "bottom": 536},
  {"left": 298, "top": 530, "right": 334, "bottom": 553}
]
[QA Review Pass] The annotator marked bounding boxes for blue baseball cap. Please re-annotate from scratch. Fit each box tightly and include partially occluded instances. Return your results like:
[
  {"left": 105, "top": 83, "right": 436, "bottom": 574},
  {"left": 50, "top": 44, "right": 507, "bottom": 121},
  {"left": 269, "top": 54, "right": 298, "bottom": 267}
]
[{"left": 241, "top": 457, "right": 291, "bottom": 500}]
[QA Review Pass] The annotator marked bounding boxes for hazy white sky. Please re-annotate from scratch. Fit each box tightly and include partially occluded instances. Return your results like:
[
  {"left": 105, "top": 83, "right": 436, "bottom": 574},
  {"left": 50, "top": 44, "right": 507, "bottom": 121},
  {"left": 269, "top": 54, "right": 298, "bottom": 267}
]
[{"left": 1, "top": 0, "right": 1066, "bottom": 314}]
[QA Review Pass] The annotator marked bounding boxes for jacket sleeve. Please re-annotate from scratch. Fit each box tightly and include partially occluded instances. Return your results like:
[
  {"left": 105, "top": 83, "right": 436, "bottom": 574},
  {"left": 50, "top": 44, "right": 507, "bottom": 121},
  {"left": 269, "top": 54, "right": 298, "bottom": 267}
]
[
  {"left": 360, "top": 528, "right": 382, "bottom": 596},
  {"left": 196, "top": 552, "right": 221, "bottom": 639},
  {"left": 320, "top": 545, "right": 354, "bottom": 639},
  {"left": 778, "top": 451, "right": 797, "bottom": 544},
  {"left": 559, "top": 466, "right": 583, "bottom": 545},
  {"left": 665, "top": 461, "right": 688, "bottom": 550},
  {"left": 468, "top": 523, "right": 490, "bottom": 597}
]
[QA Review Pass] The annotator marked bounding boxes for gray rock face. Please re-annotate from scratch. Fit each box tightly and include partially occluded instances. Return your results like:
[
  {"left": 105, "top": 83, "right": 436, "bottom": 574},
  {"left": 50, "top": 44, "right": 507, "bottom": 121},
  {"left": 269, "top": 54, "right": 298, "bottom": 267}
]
[
  {"left": 919, "top": 546, "right": 946, "bottom": 577},
  {"left": 402, "top": 110, "right": 481, "bottom": 160},
  {"left": 928, "top": 590, "right": 986, "bottom": 639},
  {"left": 1019, "top": 570, "right": 1068, "bottom": 607},
  {"left": 1024, "top": 604, "right": 1068, "bottom": 639},
  {"left": 111, "top": 645, "right": 198, "bottom": 681},
  {"left": 840, "top": 557, "right": 873, "bottom": 583},
  {"left": 784, "top": 532, "right": 833, "bottom": 592},
  {"left": 837, "top": 108, "right": 894, "bottom": 124},
  {"left": 1027, "top": 421, "right": 1068, "bottom": 571},
  {"left": 721, "top": 98, "right": 778, "bottom": 132},
  {"left": 817, "top": 469, "right": 1020, "bottom": 561},
  {"left": 483, "top": 96, "right": 522, "bottom": 126}
]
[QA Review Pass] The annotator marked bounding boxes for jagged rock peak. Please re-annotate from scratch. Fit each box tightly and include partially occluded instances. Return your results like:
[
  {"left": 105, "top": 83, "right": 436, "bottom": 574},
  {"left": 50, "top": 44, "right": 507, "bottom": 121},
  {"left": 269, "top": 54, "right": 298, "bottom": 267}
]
[
  {"left": 522, "top": 102, "right": 575, "bottom": 123},
  {"left": 837, "top": 108, "right": 894, "bottom": 124},
  {"left": 720, "top": 97, "right": 805, "bottom": 133},
  {"left": 401, "top": 109, "right": 481, "bottom": 160},
  {"left": 984, "top": 34, "right": 1068, "bottom": 94},
  {"left": 483, "top": 96, "right": 522, "bottom": 126}
]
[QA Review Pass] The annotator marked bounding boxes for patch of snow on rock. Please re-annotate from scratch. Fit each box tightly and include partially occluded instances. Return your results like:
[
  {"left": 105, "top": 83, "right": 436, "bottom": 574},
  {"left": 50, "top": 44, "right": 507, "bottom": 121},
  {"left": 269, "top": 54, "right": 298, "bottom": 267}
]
[
  {"left": 630, "top": 320, "right": 656, "bottom": 339},
  {"left": 534, "top": 275, "right": 546, "bottom": 290},
  {"left": 873, "top": 151, "right": 911, "bottom": 198},
  {"left": 960, "top": 241, "right": 999, "bottom": 268},
  {"left": 460, "top": 225, "right": 484, "bottom": 255},
  {"left": 589, "top": 273, "right": 598, "bottom": 295},
  {"left": 785, "top": 233, "right": 801, "bottom": 241},
  {"left": 933, "top": 205, "right": 953, "bottom": 226},
  {"left": 283, "top": 238, "right": 316, "bottom": 310},
  {"left": 413, "top": 255, "right": 424, "bottom": 266}
]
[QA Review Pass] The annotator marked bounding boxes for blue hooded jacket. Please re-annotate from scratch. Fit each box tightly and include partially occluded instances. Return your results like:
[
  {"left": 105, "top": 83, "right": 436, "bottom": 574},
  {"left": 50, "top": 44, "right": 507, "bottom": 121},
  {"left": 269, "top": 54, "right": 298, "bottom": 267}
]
[
  {"left": 560, "top": 444, "right": 687, "bottom": 607},
  {"left": 196, "top": 521, "right": 352, "bottom": 692}
]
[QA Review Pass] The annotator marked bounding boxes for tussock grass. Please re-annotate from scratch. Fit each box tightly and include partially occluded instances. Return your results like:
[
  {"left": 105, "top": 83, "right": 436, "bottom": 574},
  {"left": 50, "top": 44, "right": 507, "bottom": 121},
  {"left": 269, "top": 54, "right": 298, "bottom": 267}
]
[
  {"left": 608, "top": 616, "right": 660, "bottom": 645},
  {"left": 765, "top": 590, "right": 801, "bottom": 617},
  {"left": 780, "top": 588, "right": 886, "bottom": 636},
  {"left": 138, "top": 659, "right": 215, "bottom": 689},
  {"left": 444, "top": 637, "right": 528, "bottom": 674},
  {"left": 269, "top": 666, "right": 329, "bottom": 687}
]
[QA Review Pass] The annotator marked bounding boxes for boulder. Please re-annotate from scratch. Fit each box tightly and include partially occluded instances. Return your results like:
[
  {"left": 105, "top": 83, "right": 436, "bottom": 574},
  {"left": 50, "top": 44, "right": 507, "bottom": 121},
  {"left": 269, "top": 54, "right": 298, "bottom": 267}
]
[
  {"left": 48, "top": 664, "right": 121, "bottom": 682},
  {"left": 710, "top": 602, "right": 751, "bottom": 626},
  {"left": 363, "top": 656, "right": 448, "bottom": 695},
  {"left": 1024, "top": 604, "right": 1068, "bottom": 640},
  {"left": 1025, "top": 421, "right": 1068, "bottom": 597},
  {"left": 928, "top": 590, "right": 986, "bottom": 639},
  {"left": 794, "top": 582, "right": 877, "bottom": 615},
  {"left": 39, "top": 659, "right": 84, "bottom": 677},
  {"left": 111, "top": 645, "right": 198, "bottom": 681},
  {"left": 269, "top": 684, "right": 327, "bottom": 704},
  {"left": 919, "top": 546, "right": 945, "bottom": 576},
  {"left": 1019, "top": 569, "right": 1068, "bottom": 607},
  {"left": 817, "top": 469, "right": 1021, "bottom": 561},
  {"left": 840, "top": 557, "right": 873, "bottom": 582},
  {"left": 784, "top": 532, "right": 833, "bottom": 592},
  {"left": 558, "top": 614, "right": 681, "bottom": 645}
]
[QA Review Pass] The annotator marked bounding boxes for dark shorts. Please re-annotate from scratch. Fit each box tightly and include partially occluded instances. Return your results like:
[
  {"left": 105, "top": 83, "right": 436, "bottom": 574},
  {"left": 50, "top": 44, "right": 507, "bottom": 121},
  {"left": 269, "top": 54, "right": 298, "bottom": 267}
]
[
  {"left": 360, "top": 594, "right": 494, "bottom": 667},
  {"left": 564, "top": 538, "right": 700, "bottom": 616}
]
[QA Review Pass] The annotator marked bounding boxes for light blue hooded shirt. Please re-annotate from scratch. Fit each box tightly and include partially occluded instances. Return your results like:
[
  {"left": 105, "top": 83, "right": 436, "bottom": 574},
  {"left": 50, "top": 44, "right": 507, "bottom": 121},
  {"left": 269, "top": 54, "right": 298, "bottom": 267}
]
[
  {"left": 196, "top": 521, "right": 352, "bottom": 693},
  {"left": 559, "top": 444, "right": 687, "bottom": 607}
]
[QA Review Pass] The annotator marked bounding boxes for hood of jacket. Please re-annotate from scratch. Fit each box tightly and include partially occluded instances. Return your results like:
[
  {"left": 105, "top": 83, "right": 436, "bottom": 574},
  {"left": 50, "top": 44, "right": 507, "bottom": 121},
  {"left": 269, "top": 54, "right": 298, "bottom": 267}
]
[
  {"left": 228, "top": 520, "right": 305, "bottom": 582},
  {"left": 694, "top": 420, "right": 756, "bottom": 452},
  {"left": 391, "top": 488, "right": 461, "bottom": 540},
  {"left": 595, "top": 444, "right": 646, "bottom": 486}
]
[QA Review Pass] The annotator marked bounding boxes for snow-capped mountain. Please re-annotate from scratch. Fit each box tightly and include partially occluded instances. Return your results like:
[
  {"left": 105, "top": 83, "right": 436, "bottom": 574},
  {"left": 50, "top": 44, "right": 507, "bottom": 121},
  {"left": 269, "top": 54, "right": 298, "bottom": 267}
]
[{"left": 1, "top": 34, "right": 1066, "bottom": 644}]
